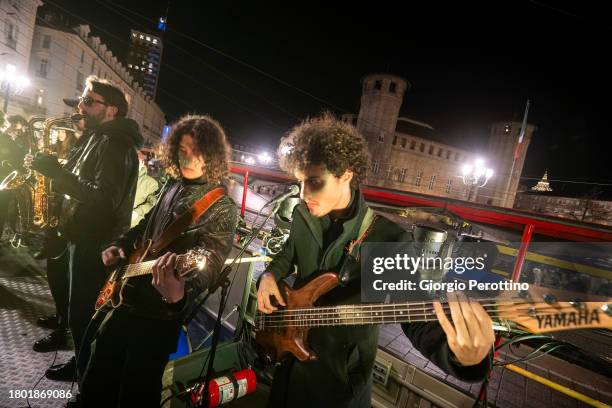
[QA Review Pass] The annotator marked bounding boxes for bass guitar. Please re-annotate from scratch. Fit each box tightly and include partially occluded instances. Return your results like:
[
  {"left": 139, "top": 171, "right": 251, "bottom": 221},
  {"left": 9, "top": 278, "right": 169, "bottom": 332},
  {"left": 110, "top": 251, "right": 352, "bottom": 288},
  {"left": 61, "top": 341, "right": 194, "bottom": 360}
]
[{"left": 254, "top": 272, "right": 612, "bottom": 362}]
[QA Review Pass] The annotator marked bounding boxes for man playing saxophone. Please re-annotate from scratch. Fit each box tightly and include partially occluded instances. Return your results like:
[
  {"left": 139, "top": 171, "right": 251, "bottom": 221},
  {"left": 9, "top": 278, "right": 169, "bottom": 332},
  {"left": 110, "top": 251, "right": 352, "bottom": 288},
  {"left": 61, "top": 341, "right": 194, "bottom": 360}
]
[
  {"left": 32, "top": 98, "right": 87, "bottom": 353},
  {"left": 24, "top": 76, "right": 143, "bottom": 384}
]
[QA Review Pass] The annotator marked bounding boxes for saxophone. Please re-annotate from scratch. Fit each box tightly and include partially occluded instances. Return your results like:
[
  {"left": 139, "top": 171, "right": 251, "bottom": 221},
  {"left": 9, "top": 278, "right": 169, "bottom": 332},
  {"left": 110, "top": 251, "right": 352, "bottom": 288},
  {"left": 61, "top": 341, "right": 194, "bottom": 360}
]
[{"left": 31, "top": 114, "right": 83, "bottom": 228}]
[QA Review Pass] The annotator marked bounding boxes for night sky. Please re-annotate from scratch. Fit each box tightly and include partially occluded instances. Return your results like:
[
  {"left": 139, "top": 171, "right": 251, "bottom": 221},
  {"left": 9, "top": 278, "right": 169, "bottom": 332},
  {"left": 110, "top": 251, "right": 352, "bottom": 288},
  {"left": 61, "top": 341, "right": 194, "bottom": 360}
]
[{"left": 48, "top": 0, "right": 611, "bottom": 197}]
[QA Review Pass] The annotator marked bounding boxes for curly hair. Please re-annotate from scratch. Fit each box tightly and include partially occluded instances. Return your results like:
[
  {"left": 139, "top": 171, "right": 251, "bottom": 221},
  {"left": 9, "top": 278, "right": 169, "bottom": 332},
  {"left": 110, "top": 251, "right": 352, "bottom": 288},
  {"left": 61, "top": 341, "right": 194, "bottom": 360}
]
[
  {"left": 162, "top": 114, "right": 230, "bottom": 184},
  {"left": 278, "top": 113, "right": 370, "bottom": 188}
]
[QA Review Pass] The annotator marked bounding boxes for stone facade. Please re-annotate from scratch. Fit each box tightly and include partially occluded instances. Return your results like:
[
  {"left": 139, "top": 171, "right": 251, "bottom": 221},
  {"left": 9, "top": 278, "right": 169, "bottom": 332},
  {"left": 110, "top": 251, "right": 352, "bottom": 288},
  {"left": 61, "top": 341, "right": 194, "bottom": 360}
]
[
  {"left": 10, "top": 10, "right": 165, "bottom": 145},
  {"left": 483, "top": 121, "right": 535, "bottom": 207},
  {"left": 347, "top": 74, "right": 534, "bottom": 207},
  {"left": 515, "top": 192, "right": 612, "bottom": 226},
  {"left": 0, "top": 0, "right": 42, "bottom": 116}
]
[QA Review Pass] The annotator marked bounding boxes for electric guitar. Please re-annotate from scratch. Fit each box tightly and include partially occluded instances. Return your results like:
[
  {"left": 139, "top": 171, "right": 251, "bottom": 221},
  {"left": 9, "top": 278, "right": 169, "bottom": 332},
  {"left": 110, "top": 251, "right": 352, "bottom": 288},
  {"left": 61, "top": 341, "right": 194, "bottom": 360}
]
[
  {"left": 95, "top": 244, "right": 272, "bottom": 311},
  {"left": 95, "top": 245, "right": 208, "bottom": 310},
  {"left": 254, "top": 272, "right": 612, "bottom": 362}
]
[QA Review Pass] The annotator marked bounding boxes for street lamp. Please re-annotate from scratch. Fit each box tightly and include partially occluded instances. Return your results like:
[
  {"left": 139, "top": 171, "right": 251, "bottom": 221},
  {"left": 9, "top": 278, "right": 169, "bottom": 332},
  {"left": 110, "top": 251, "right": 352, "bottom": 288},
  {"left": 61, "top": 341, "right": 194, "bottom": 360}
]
[
  {"left": 461, "top": 158, "right": 494, "bottom": 202},
  {"left": 0, "top": 64, "right": 31, "bottom": 113},
  {"left": 258, "top": 151, "right": 272, "bottom": 165}
]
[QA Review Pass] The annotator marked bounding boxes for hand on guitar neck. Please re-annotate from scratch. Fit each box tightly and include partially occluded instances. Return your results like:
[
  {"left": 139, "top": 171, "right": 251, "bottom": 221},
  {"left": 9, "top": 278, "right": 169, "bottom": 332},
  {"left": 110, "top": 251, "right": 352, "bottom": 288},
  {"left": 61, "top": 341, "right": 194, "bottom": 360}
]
[
  {"left": 433, "top": 292, "right": 495, "bottom": 366},
  {"left": 150, "top": 251, "right": 185, "bottom": 304},
  {"left": 100, "top": 245, "right": 186, "bottom": 306}
]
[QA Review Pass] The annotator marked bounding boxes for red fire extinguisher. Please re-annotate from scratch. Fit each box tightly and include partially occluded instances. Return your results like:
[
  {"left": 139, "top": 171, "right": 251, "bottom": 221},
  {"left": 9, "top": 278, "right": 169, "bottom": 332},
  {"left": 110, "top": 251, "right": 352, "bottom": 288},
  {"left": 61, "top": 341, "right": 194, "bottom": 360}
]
[{"left": 189, "top": 368, "right": 257, "bottom": 407}]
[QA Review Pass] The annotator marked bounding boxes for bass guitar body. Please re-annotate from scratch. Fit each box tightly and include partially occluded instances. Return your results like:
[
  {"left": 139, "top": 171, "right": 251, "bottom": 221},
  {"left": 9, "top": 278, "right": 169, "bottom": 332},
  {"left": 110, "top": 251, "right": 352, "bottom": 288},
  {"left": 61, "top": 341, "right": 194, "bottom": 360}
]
[{"left": 255, "top": 272, "right": 340, "bottom": 362}]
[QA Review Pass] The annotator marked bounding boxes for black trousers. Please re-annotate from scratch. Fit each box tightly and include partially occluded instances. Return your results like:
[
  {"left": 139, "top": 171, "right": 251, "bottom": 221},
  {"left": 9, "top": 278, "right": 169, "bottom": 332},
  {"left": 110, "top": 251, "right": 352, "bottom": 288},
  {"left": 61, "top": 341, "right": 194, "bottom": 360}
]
[
  {"left": 67, "top": 242, "right": 107, "bottom": 376},
  {"left": 268, "top": 357, "right": 372, "bottom": 408},
  {"left": 46, "top": 233, "right": 69, "bottom": 326},
  {"left": 80, "top": 308, "right": 181, "bottom": 407}
]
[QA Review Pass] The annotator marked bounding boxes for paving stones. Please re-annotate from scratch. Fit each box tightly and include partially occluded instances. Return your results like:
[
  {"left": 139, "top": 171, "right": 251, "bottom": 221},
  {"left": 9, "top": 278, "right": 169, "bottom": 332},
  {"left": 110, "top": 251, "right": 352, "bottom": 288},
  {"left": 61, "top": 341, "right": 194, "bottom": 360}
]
[{"left": 1, "top": 247, "right": 75, "bottom": 408}]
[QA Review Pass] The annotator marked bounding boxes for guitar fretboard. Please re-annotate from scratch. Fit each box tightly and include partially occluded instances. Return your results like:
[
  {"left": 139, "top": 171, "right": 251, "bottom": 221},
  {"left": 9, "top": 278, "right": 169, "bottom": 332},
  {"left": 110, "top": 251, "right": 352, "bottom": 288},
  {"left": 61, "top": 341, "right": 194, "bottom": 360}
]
[
  {"left": 120, "top": 254, "right": 268, "bottom": 279},
  {"left": 255, "top": 300, "right": 497, "bottom": 330},
  {"left": 121, "top": 254, "right": 189, "bottom": 279}
]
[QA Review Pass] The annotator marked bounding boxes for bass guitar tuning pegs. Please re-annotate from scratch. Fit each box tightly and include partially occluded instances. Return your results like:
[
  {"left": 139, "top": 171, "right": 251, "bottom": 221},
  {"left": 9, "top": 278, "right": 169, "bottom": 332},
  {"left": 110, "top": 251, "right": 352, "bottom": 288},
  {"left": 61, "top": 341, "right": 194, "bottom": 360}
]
[
  {"left": 543, "top": 293, "right": 557, "bottom": 305},
  {"left": 569, "top": 299, "right": 585, "bottom": 310}
]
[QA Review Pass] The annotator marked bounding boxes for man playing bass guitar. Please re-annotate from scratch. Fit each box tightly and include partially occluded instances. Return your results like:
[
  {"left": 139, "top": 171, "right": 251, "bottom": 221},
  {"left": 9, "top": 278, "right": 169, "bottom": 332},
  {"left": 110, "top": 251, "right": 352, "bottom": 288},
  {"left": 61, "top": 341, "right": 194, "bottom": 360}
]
[{"left": 257, "top": 113, "right": 495, "bottom": 408}]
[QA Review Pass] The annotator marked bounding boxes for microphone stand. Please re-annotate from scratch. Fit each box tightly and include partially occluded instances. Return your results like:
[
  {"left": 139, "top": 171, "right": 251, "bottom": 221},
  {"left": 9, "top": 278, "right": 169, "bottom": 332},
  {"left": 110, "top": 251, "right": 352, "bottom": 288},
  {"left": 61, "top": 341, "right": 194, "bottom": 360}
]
[{"left": 193, "top": 199, "right": 283, "bottom": 408}]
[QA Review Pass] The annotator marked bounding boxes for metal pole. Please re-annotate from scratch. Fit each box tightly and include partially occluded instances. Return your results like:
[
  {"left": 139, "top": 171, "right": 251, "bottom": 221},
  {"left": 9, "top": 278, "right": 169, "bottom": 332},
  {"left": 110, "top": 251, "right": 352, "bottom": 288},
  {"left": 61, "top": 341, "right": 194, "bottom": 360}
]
[
  {"left": 511, "top": 223, "right": 535, "bottom": 282},
  {"left": 237, "top": 170, "right": 249, "bottom": 243},
  {"left": 200, "top": 278, "right": 230, "bottom": 408},
  {"left": 241, "top": 170, "right": 249, "bottom": 217},
  {"left": 503, "top": 100, "right": 530, "bottom": 207}
]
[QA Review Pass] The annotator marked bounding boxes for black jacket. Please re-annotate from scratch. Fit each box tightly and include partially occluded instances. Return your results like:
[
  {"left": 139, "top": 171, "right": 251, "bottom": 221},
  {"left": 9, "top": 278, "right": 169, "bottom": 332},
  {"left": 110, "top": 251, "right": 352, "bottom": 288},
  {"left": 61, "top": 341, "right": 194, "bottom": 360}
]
[
  {"left": 266, "top": 189, "right": 489, "bottom": 408},
  {"left": 50, "top": 118, "right": 143, "bottom": 243},
  {"left": 112, "top": 177, "right": 238, "bottom": 321}
]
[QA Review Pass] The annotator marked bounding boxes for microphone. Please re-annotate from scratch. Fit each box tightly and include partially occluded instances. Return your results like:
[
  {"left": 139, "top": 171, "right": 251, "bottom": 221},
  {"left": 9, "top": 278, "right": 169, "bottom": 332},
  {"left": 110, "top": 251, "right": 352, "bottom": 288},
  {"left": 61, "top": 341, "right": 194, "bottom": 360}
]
[
  {"left": 264, "top": 184, "right": 300, "bottom": 208},
  {"left": 413, "top": 225, "right": 450, "bottom": 296}
]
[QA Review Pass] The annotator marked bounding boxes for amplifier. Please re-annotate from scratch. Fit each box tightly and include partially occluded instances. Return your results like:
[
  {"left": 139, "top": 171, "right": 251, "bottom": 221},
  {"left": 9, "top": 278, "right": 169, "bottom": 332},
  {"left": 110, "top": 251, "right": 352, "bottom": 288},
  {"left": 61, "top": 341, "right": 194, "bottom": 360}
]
[{"left": 372, "top": 348, "right": 475, "bottom": 408}]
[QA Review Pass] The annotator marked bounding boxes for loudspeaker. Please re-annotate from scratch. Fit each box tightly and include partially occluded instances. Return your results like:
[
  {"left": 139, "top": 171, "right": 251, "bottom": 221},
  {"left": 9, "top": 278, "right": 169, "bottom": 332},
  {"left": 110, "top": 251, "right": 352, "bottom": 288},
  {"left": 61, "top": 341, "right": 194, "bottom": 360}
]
[
  {"left": 201, "top": 245, "right": 255, "bottom": 333},
  {"left": 185, "top": 246, "right": 257, "bottom": 352}
]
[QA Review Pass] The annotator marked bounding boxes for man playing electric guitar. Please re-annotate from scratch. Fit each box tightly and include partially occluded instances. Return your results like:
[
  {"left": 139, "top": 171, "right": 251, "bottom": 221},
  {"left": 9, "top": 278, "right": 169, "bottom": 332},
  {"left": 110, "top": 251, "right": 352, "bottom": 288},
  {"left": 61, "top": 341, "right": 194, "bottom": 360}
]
[
  {"left": 257, "top": 114, "right": 495, "bottom": 408},
  {"left": 79, "top": 115, "right": 237, "bottom": 407}
]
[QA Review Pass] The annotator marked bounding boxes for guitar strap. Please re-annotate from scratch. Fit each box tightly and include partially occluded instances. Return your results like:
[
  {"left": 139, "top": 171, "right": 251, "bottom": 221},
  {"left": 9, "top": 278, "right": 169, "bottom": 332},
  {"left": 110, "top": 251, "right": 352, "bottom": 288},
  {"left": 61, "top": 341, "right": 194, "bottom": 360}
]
[
  {"left": 346, "top": 207, "right": 377, "bottom": 258},
  {"left": 338, "top": 207, "right": 377, "bottom": 286},
  {"left": 109, "top": 187, "right": 225, "bottom": 314},
  {"left": 145, "top": 186, "right": 226, "bottom": 257}
]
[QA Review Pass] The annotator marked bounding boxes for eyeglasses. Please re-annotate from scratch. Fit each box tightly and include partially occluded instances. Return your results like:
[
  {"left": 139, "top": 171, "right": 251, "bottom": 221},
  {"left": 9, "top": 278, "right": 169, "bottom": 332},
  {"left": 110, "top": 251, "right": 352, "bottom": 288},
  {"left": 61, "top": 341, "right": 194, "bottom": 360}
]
[{"left": 79, "top": 96, "right": 108, "bottom": 107}]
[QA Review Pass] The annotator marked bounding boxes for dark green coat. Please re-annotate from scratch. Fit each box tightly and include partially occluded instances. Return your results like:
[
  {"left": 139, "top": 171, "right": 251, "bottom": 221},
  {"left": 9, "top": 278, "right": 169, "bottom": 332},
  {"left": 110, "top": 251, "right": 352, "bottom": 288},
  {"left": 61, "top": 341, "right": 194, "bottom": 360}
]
[{"left": 265, "top": 190, "right": 489, "bottom": 408}]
